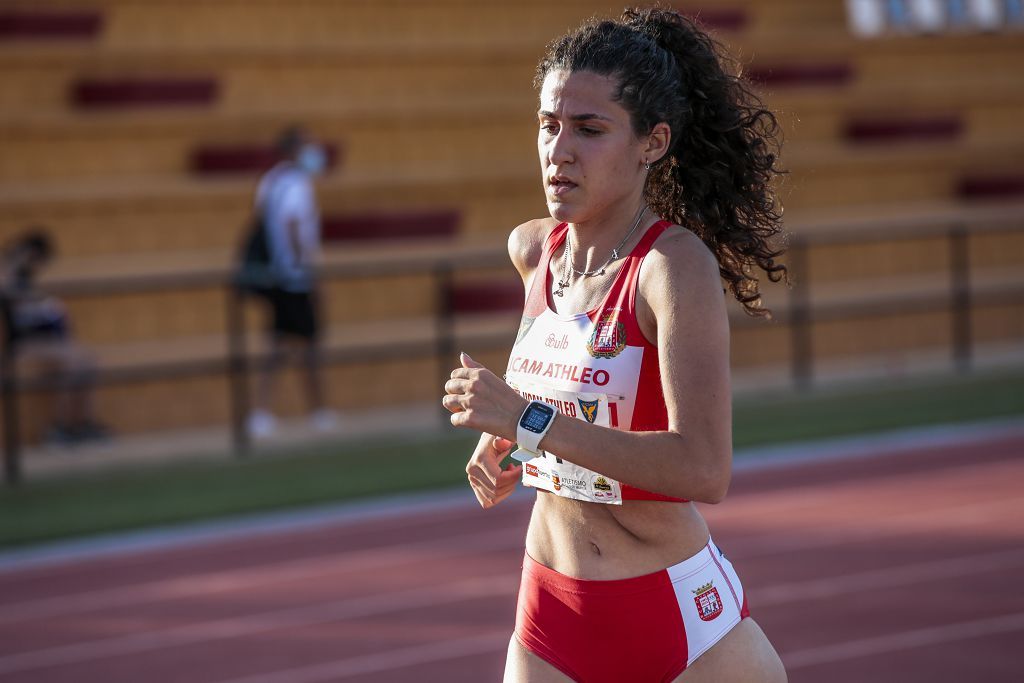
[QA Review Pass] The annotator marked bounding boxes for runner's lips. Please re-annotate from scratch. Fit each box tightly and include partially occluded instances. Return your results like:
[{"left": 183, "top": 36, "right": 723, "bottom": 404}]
[{"left": 548, "top": 175, "right": 577, "bottom": 195}]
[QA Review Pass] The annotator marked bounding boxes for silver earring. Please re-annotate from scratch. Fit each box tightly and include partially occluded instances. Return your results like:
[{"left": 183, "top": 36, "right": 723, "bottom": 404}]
[{"left": 644, "top": 160, "right": 651, "bottom": 172}]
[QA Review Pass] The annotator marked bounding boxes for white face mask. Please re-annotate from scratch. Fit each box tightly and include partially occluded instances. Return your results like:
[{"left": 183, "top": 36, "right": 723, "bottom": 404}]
[{"left": 297, "top": 144, "right": 327, "bottom": 176}]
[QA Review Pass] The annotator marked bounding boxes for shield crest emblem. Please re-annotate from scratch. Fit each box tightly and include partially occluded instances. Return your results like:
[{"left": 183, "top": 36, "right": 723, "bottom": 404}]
[
  {"left": 587, "top": 311, "right": 626, "bottom": 358},
  {"left": 692, "top": 582, "right": 723, "bottom": 622}
]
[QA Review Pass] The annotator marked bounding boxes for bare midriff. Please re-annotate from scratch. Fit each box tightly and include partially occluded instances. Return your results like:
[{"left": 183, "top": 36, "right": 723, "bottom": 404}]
[{"left": 525, "top": 490, "right": 710, "bottom": 580}]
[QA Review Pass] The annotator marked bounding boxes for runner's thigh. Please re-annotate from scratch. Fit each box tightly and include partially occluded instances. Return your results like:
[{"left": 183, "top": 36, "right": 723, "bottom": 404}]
[
  {"left": 503, "top": 635, "right": 574, "bottom": 683},
  {"left": 675, "top": 619, "right": 787, "bottom": 683}
]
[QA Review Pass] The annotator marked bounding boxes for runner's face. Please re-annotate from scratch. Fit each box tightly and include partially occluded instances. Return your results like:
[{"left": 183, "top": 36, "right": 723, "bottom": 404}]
[{"left": 538, "top": 69, "right": 648, "bottom": 224}]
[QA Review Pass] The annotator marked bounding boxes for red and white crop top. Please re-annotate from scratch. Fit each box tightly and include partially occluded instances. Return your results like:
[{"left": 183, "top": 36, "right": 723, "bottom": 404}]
[{"left": 505, "top": 221, "right": 687, "bottom": 504}]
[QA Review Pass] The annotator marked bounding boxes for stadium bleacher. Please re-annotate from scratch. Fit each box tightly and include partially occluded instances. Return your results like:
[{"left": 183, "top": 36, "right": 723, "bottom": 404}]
[{"left": 0, "top": 0, "right": 1021, "bottom": 452}]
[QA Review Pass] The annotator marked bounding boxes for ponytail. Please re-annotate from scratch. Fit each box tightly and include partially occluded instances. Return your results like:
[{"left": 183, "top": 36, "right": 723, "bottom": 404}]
[{"left": 537, "top": 7, "right": 787, "bottom": 316}]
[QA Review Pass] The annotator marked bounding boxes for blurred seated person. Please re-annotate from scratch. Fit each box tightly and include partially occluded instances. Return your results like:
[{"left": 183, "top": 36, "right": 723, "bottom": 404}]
[{"left": 0, "top": 230, "right": 109, "bottom": 445}]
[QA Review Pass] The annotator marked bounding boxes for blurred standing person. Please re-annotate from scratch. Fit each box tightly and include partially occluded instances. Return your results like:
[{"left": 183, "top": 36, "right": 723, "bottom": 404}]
[
  {"left": 247, "top": 125, "right": 338, "bottom": 438},
  {"left": 0, "top": 230, "right": 109, "bottom": 445},
  {"left": 443, "top": 8, "right": 788, "bottom": 681}
]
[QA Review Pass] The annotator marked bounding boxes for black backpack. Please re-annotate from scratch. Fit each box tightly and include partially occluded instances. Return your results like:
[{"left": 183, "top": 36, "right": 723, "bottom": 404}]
[{"left": 233, "top": 172, "right": 285, "bottom": 296}]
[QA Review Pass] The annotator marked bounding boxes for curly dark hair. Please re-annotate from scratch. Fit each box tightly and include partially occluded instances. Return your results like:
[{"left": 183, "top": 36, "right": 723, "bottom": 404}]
[{"left": 536, "top": 6, "right": 787, "bottom": 316}]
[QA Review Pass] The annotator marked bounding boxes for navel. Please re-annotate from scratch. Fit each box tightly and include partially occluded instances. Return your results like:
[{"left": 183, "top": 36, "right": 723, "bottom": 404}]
[{"left": 590, "top": 541, "right": 602, "bottom": 556}]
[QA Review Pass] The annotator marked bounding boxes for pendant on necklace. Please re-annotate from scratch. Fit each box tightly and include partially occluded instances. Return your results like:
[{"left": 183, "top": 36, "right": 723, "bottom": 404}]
[{"left": 554, "top": 279, "right": 568, "bottom": 296}]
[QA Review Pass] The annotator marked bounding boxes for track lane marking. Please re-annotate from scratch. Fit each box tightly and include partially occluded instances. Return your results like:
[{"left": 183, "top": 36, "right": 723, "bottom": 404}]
[
  {"left": 783, "top": 612, "right": 1024, "bottom": 669},
  {"left": 756, "top": 547, "right": 1024, "bottom": 605},
  {"left": 0, "top": 573, "right": 520, "bottom": 676},
  {"left": 726, "top": 496, "right": 1024, "bottom": 560},
  {"left": 4, "top": 541, "right": 1023, "bottom": 675},
  {"left": 706, "top": 458, "right": 1024, "bottom": 522},
  {"left": 2, "top": 493, "right": 1019, "bottom": 627},
  {"left": 0, "top": 527, "right": 522, "bottom": 626},
  {"left": 212, "top": 632, "right": 510, "bottom": 683}
]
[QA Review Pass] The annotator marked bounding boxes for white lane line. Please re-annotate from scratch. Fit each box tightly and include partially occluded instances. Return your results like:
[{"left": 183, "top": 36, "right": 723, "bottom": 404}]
[
  {"left": 211, "top": 552, "right": 1024, "bottom": 683},
  {"left": 8, "top": 532, "right": 1024, "bottom": 671},
  {"left": 0, "top": 527, "right": 522, "bottom": 626},
  {"left": 3, "top": 417, "right": 1019, "bottom": 574},
  {"left": 784, "top": 612, "right": 1024, "bottom": 669},
  {"left": 3, "top": 493, "right": 1019, "bottom": 627},
  {"left": 727, "top": 497, "right": 1024, "bottom": 560},
  {"left": 0, "top": 486, "right": 489, "bottom": 575},
  {"left": 0, "top": 573, "right": 520, "bottom": 676},
  {"left": 214, "top": 632, "right": 510, "bottom": 683},
  {"left": 707, "top": 458, "right": 1024, "bottom": 522},
  {"left": 756, "top": 547, "right": 1024, "bottom": 606},
  {"left": 733, "top": 417, "right": 1024, "bottom": 473},
  {"left": 4, "top": 538, "right": 1023, "bottom": 676}
]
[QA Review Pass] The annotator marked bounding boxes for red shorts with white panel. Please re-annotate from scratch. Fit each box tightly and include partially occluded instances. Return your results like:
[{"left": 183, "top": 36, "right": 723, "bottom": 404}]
[{"left": 514, "top": 538, "right": 750, "bottom": 682}]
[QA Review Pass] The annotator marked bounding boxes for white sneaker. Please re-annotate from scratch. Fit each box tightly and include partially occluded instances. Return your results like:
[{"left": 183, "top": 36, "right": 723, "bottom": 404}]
[
  {"left": 247, "top": 410, "right": 277, "bottom": 439},
  {"left": 310, "top": 408, "right": 341, "bottom": 433}
]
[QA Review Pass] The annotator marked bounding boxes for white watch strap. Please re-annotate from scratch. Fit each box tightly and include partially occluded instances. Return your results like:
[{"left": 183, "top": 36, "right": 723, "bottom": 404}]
[{"left": 516, "top": 400, "right": 554, "bottom": 454}]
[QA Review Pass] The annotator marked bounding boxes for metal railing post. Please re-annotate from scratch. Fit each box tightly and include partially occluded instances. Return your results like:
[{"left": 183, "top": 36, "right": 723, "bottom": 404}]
[
  {"left": 788, "top": 236, "right": 814, "bottom": 389},
  {"left": 435, "top": 262, "right": 455, "bottom": 427},
  {"left": 226, "top": 286, "right": 251, "bottom": 457},
  {"left": 949, "top": 224, "right": 972, "bottom": 371},
  {"left": 1, "top": 333, "right": 20, "bottom": 485}
]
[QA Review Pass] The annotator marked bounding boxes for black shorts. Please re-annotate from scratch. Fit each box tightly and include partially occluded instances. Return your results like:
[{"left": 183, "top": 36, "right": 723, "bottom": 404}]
[{"left": 266, "top": 288, "right": 318, "bottom": 340}]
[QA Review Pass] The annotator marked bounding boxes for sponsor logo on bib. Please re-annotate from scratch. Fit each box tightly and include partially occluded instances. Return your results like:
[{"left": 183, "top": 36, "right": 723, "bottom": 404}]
[
  {"left": 587, "top": 311, "right": 626, "bottom": 359},
  {"left": 591, "top": 475, "right": 615, "bottom": 501},
  {"left": 577, "top": 398, "right": 599, "bottom": 423},
  {"left": 693, "top": 582, "right": 724, "bottom": 622}
]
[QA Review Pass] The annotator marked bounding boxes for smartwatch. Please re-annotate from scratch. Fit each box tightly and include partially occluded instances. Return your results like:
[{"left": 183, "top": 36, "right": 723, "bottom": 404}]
[{"left": 516, "top": 400, "right": 556, "bottom": 455}]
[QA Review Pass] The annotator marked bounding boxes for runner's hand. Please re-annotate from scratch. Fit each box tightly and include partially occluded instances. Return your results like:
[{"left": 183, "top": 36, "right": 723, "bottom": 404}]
[
  {"left": 466, "top": 433, "right": 521, "bottom": 509},
  {"left": 443, "top": 352, "right": 527, "bottom": 441}
]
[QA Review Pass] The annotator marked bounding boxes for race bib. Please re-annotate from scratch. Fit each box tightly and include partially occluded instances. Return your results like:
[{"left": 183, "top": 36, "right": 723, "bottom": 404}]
[{"left": 508, "top": 381, "right": 623, "bottom": 505}]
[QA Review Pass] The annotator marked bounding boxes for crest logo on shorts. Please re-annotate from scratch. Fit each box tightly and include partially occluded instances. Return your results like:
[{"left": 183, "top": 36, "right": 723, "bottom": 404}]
[
  {"left": 577, "top": 398, "right": 600, "bottom": 423},
  {"left": 587, "top": 311, "right": 626, "bottom": 359},
  {"left": 692, "top": 582, "right": 723, "bottom": 621}
]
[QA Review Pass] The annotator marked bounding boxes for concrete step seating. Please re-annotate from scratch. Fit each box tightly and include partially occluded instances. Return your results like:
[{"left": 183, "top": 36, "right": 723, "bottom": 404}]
[
  {"left": 2, "top": 74, "right": 1021, "bottom": 183},
  {"left": 958, "top": 173, "right": 1024, "bottom": 200},
  {"left": 2, "top": 19, "right": 1020, "bottom": 117},
  {"left": 3, "top": 33, "right": 1021, "bottom": 112},
  {"left": 71, "top": 77, "right": 218, "bottom": 109},
  {"left": 17, "top": 199, "right": 1023, "bottom": 345},
  {"left": 191, "top": 143, "right": 343, "bottom": 176},
  {"left": 41, "top": 1, "right": 750, "bottom": 51},
  {"left": 1, "top": 0, "right": 1022, "bottom": 445},
  {"left": 11, "top": 240, "right": 1019, "bottom": 438},
  {"left": 0, "top": 9, "right": 103, "bottom": 40},
  {"left": 3, "top": 134, "right": 1021, "bottom": 257}
]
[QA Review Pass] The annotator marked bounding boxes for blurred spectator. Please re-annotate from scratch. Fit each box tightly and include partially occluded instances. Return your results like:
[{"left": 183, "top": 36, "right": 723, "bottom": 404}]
[
  {"left": 0, "top": 230, "right": 109, "bottom": 445},
  {"left": 246, "top": 125, "right": 338, "bottom": 438},
  {"left": 847, "top": 0, "right": 1021, "bottom": 34}
]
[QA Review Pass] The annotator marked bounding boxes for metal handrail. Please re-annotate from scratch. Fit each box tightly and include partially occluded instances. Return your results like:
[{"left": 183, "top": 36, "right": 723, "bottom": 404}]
[{"left": 3, "top": 215, "right": 1023, "bottom": 483}]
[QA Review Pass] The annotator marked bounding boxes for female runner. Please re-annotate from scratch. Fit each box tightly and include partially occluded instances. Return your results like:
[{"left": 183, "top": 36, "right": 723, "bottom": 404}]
[{"left": 443, "top": 7, "right": 788, "bottom": 681}]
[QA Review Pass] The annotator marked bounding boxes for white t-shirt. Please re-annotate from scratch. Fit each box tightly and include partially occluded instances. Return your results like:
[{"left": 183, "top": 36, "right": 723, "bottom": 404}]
[{"left": 255, "top": 163, "right": 321, "bottom": 292}]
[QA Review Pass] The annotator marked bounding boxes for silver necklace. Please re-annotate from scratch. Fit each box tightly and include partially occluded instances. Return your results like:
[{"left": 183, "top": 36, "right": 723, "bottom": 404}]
[{"left": 554, "top": 206, "right": 646, "bottom": 297}]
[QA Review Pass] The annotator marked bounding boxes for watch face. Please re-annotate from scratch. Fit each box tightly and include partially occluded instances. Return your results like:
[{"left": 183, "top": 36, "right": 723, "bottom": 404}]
[{"left": 520, "top": 402, "right": 555, "bottom": 434}]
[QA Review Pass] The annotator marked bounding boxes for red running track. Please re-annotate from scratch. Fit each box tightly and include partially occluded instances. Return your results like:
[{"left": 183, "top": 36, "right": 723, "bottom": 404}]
[{"left": 0, "top": 427, "right": 1022, "bottom": 682}]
